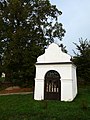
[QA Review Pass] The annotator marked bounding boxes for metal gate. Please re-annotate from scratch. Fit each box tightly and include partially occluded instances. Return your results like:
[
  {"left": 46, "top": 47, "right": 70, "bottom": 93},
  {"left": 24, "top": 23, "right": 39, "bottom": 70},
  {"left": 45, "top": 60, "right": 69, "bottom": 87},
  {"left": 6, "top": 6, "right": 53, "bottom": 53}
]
[{"left": 44, "top": 70, "right": 61, "bottom": 100}]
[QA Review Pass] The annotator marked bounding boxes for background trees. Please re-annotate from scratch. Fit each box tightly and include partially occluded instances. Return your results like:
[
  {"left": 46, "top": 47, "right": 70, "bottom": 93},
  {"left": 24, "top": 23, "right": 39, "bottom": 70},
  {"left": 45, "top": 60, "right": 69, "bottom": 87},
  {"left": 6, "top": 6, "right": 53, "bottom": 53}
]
[
  {"left": 0, "top": 0, "right": 65, "bottom": 86},
  {"left": 73, "top": 38, "right": 90, "bottom": 84}
]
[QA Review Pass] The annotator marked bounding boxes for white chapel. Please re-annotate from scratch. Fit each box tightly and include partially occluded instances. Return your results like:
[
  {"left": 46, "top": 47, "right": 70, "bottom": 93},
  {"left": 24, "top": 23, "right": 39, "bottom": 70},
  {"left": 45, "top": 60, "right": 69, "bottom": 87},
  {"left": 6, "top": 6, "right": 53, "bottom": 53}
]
[{"left": 34, "top": 43, "right": 77, "bottom": 101}]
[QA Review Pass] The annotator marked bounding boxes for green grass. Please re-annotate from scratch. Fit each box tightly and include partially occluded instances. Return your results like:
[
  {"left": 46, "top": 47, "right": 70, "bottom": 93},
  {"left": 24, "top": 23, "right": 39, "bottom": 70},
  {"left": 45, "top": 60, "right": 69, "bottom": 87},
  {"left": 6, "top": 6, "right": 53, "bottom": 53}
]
[{"left": 0, "top": 85, "right": 90, "bottom": 120}]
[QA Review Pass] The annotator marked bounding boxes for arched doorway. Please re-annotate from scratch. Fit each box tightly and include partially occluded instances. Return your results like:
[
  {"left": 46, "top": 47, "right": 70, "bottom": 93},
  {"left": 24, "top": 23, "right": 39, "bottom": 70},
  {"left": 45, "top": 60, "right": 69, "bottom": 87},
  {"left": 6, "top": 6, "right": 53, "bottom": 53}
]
[{"left": 44, "top": 70, "right": 61, "bottom": 100}]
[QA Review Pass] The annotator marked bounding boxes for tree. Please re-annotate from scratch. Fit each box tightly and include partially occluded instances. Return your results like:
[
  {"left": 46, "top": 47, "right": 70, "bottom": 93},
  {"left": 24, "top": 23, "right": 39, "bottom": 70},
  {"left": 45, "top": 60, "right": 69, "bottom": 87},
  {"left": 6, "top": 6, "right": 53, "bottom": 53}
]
[
  {"left": 59, "top": 44, "right": 67, "bottom": 53},
  {"left": 73, "top": 38, "right": 90, "bottom": 84},
  {"left": 0, "top": 0, "right": 65, "bottom": 86}
]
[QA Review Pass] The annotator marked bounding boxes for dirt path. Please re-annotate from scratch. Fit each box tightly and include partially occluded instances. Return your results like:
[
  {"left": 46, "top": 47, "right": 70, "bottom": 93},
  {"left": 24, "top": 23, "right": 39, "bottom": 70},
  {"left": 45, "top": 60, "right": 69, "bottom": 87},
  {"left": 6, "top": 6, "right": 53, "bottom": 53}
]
[{"left": 0, "top": 86, "right": 33, "bottom": 95}]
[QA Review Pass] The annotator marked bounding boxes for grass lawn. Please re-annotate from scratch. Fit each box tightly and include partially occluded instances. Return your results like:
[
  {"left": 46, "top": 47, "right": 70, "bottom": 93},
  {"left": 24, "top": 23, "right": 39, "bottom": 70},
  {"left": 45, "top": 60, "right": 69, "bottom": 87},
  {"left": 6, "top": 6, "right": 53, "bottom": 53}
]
[{"left": 0, "top": 85, "right": 90, "bottom": 120}]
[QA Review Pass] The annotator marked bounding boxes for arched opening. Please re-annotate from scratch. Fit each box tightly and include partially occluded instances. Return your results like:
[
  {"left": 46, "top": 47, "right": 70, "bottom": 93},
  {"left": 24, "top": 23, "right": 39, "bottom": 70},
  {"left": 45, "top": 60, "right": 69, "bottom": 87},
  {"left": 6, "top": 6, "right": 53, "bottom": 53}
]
[{"left": 44, "top": 70, "right": 61, "bottom": 100}]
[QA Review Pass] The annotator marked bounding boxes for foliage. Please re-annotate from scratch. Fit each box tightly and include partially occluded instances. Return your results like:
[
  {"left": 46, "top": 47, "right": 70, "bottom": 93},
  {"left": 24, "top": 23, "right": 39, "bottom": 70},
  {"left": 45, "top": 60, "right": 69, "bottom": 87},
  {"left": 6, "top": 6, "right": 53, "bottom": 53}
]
[
  {"left": 0, "top": 0, "right": 65, "bottom": 86},
  {"left": 59, "top": 43, "right": 67, "bottom": 53},
  {"left": 0, "top": 77, "right": 5, "bottom": 82},
  {"left": 73, "top": 38, "right": 90, "bottom": 84},
  {"left": 0, "top": 85, "right": 90, "bottom": 120}
]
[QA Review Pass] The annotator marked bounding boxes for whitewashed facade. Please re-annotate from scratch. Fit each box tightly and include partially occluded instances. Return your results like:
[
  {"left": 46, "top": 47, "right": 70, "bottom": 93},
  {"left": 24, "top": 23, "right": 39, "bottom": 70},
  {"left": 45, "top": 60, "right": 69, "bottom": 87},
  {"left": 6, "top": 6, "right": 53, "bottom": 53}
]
[{"left": 34, "top": 43, "right": 77, "bottom": 101}]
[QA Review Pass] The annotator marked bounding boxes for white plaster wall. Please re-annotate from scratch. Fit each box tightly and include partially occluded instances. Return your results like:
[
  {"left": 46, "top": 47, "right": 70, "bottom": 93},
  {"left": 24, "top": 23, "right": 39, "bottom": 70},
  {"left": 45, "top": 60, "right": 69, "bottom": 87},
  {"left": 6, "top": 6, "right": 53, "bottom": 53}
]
[
  {"left": 72, "top": 65, "right": 77, "bottom": 98},
  {"left": 34, "top": 64, "right": 77, "bottom": 101},
  {"left": 35, "top": 64, "right": 72, "bottom": 80},
  {"left": 61, "top": 79, "right": 73, "bottom": 101},
  {"left": 34, "top": 79, "right": 44, "bottom": 100}
]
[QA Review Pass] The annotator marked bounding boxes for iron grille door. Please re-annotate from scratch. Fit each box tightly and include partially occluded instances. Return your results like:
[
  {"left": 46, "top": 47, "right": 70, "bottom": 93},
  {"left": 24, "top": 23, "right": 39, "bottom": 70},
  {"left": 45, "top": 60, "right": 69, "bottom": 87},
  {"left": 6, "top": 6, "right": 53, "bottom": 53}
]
[{"left": 44, "top": 70, "right": 61, "bottom": 100}]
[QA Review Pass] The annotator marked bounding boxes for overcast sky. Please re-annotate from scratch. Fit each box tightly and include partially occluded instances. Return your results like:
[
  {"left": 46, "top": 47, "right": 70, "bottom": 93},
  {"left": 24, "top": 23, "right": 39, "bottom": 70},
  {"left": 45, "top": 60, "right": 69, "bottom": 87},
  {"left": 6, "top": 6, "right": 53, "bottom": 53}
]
[{"left": 50, "top": 0, "right": 90, "bottom": 55}]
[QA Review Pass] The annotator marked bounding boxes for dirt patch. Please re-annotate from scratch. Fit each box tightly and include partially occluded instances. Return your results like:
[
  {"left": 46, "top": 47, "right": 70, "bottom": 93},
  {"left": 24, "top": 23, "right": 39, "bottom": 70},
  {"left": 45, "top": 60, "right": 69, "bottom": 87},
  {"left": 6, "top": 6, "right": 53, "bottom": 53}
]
[{"left": 0, "top": 86, "right": 33, "bottom": 94}]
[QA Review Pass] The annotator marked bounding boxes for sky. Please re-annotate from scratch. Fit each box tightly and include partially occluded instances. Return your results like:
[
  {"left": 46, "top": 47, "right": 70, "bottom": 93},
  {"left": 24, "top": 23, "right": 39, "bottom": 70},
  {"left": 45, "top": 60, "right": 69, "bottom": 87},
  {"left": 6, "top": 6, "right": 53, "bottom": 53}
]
[{"left": 50, "top": 0, "right": 90, "bottom": 55}]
